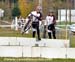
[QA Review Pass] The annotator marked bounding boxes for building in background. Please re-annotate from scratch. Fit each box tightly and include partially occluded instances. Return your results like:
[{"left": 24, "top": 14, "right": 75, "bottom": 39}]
[{"left": 58, "top": 9, "right": 75, "bottom": 22}]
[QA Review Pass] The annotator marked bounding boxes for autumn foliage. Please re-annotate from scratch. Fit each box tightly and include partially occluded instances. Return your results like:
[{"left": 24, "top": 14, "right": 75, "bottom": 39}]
[{"left": 18, "top": 0, "right": 33, "bottom": 18}]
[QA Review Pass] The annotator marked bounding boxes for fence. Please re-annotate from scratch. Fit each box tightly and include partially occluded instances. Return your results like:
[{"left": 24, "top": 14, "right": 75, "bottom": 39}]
[
  {"left": 0, "top": 37, "right": 70, "bottom": 48},
  {"left": 0, "top": 46, "right": 75, "bottom": 58},
  {"left": 0, "top": 37, "right": 70, "bottom": 58}
]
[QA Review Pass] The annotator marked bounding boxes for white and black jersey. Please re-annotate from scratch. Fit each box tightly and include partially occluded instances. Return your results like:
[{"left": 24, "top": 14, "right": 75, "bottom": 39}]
[
  {"left": 28, "top": 11, "right": 42, "bottom": 40},
  {"left": 46, "top": 15, "right": 56, "bottom": 39},
  {"left": 46, "top": 15, "right": 56, "bottom": 25},
  {"left": 28, "top": 11, "right": 42, "bottom": 31},
  {"left": 46, "top": 15, "right": 56, "bottom": 31},
  {"left": 28, "top": 11, "right": 42, "bottom": 22}
]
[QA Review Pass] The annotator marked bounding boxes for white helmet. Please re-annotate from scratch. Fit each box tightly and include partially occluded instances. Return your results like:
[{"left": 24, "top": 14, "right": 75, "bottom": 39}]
[{"left": 36, "top": 6, "right": 42, "bottom": 12}]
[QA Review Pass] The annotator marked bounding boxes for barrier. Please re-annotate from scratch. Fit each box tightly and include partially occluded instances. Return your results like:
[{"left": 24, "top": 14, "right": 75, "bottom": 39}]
[
  {"left": 67, "top": 48, "right": 75, "bottom": 58},
  {"left": 0, "top": 46, "right": 22, "bottom": 57},
  {"left": 0, "top": 46, "right": 75, "bottom": 58},
  {"left": 0, "top": 37, "right": 70, "bottom": 47},
  {"left": 0, "top": 37, "right": 71, "bottom": 58}
]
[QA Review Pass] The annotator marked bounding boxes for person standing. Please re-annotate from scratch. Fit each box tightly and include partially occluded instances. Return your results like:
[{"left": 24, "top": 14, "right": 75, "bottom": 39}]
[{"left": 46, "top": 11, "right": 56, "bottom": 39}]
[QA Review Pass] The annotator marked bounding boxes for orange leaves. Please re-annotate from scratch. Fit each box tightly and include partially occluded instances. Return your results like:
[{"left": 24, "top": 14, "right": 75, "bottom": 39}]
[{"left": 18, "top": 0, "right": 33, "bottom": 18}]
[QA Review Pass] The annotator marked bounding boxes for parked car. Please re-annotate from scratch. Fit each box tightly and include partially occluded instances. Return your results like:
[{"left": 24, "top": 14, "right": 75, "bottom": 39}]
[{"left": 70, "top": 24, "right": 75, "bottom": 33}]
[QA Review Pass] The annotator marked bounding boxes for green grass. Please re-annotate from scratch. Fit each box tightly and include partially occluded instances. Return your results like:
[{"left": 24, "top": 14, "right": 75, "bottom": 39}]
[
  {"left": 56, "top": 21, "right": 75, "bottom": 29},
  {"left": 70, "top": 34, "right": 75, "bottom": 47},
  {"left": 0, "top": 27, "right": 32, "bottom": 37},
  {"left": 0, "top": 57, "right": 74, "bottom": 62},
  {"left": 0, "top": 27, "right": 67, "bottom": 39},
  {"left": 57, "top": 21, "right": 75, "bottom": 25}
]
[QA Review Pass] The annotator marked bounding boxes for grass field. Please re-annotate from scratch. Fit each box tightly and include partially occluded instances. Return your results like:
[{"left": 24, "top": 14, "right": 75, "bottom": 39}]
[
  {"left": 70, "top": 34, "right": 75, "bottom": 47},
  {"left": 0, "top": 27, "right": 32, "bottom": 37},
  {"left": 57, "top": 21, "right": 75, "bottom": 25},
  {"left": 0, "top": 57, "right": 74, "bottom": 62}
]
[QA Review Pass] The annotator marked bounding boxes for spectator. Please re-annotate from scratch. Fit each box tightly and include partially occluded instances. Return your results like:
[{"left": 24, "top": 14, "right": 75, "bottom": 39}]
[
  {"left": 18, "top": 16, "right": 25, "bottom": 29},
  {"left": 46, "top": 11, "right": 56, "bottom": 39}
]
